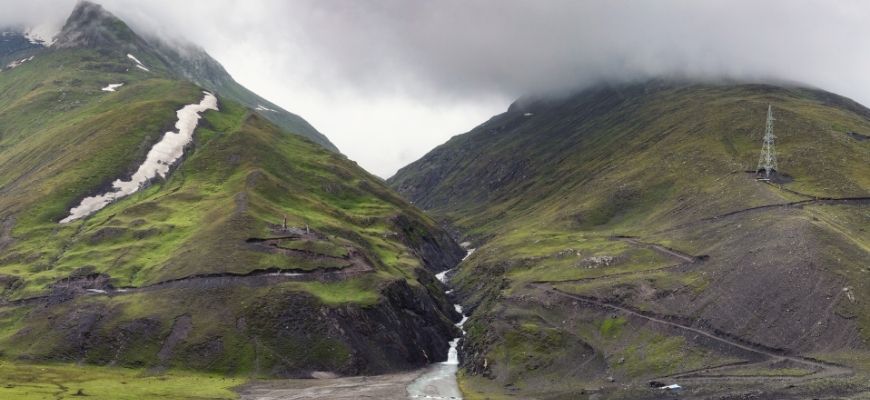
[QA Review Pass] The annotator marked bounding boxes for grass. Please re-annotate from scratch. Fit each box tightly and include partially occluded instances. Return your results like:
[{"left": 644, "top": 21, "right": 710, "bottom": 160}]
[
  {"left": 0, "top": 51, "right": 434, "bottom": 296},
  {"left": 390, "top": 82, "right": 870, "bottom": 397},
  {"left": 610, "top": 333, "right": 698, "bottom": 377},
  {"left": 0, "top": 361, "right": 243, "bottom": 400},
  {"left": 0, "top": 44, "right": 459, "bottom": 377},
  {"left": 599, "top": 316, "right": 626, "bottom": 339}
]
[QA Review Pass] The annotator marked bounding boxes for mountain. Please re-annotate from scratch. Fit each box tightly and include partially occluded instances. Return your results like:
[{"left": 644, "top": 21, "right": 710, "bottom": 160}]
[
  {"left": 0, "top": 30, "right": 43, "bottom": 68},
  {"left": 144, "top": 38, "right": 337, "bottom": 152},
  {"left": 389, "top": 81, "right": 870, "bottom": 398},
  {"left": 0, "top": 0, "right": 463, "bottom": 381},
  {"left": 54, "top": 1, "right": 336, "bottom": 151}
]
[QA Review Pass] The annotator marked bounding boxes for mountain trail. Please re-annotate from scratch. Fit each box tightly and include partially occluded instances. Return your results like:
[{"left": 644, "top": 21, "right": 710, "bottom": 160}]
[
  {"left": 612, "top": 236, "right": 698, "bottom": 263},
  {"left": 534, "top": 284, "right": 854, "bottom": 383},
  {"left": 3, "top": 253, "right": 374, "bottom": 307},
  {"left": 655, "top": 196, "right": 870, "bottom": 235}
]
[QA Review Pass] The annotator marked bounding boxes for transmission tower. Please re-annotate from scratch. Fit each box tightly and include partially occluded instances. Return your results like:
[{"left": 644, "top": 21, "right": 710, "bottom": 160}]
[{"left": 756, "top": 104, "right": 778, "bottom": 179}]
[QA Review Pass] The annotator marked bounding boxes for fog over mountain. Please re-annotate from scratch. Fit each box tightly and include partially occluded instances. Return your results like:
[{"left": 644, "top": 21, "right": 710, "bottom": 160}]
[{"left": 3, "top": 0, "right": 870, "bottom": 176}]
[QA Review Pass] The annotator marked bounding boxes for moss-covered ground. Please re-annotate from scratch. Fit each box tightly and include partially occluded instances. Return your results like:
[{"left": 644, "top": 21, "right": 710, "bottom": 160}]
[
  {"left": 0, "top": 33, "right": 458, "bottom": 384},
  {"left": 390, "top": 82, "right": 870, "bottom": 398},
  {"left": 0, "top": 361, "right": 243, "bottom": 400}
]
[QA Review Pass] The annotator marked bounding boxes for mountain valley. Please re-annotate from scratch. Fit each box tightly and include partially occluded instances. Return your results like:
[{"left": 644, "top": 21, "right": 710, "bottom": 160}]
[{"left": 0, "top": 2, "right": 869, "bottom": 400}]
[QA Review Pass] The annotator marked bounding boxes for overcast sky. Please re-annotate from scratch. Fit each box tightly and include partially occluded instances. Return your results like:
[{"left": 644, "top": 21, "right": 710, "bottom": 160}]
[{"left": 4, "top": 0, "right": 870, "bottom": 177}]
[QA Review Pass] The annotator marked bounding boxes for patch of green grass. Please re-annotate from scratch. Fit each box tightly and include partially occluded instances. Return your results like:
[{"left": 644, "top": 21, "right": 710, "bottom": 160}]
[
  {"left": 613, "top": 333, "right": 701, "bottom": 377},
  {"left": 0, "top": 361, "right": 243, "bottom": 400},
  {"left": 599, "top": 316, "right": 626, "bottom": 339},
  {"left": 277, "top": 280, "right": 382, "bottom": 306}
]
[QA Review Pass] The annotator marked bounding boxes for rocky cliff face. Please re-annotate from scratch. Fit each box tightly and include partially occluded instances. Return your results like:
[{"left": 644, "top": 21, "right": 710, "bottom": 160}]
[
  {"left": 9, "top": 277, "right": 460, "bottom": 377},
  {"left": 392, "top": 214, "right": 465, "bottom": 273},
  {"left": 52, "top": 1, "right": 148, "bottom": 51}
]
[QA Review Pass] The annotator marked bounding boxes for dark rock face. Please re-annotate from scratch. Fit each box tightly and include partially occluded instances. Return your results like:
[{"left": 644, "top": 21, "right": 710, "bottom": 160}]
[
  {"left": 0, "top": 31, "right": 42, "bottom": 66},
  {"left": 9, "top": 278, "right": 460, "bottom": 377},
  {"left": 392, "top": 214, "right": 465, "bottom": 273},
  {"left": 847, "top": 131, "right": 869, "bottom": 141},
  {"left": 331, "top": 280, "right": 461, "bottom": 374},
  {"left": 53, "top": 1, "right": 146, "bottom": 51}
]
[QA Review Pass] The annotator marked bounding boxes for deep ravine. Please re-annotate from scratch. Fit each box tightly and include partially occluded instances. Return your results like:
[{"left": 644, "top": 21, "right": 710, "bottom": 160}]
[{"left": 406, "top": 249, "right": 474, "bottom": 399}]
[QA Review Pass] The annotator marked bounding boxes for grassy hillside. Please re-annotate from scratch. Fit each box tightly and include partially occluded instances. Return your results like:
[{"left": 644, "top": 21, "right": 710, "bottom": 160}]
[
  {"left": 390, "top": 81, "right": 870, "bottom": 398},
  {"left": 0, "top": 2, "right": 465, "bottom": 390},
  {"left": 0, "top": 361, "right": 243, "bottom": 399}
]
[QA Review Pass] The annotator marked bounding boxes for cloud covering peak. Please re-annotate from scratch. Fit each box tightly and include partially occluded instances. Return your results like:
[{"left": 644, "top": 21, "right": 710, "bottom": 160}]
[{"left": 2, "top": 0, "right": 870, "bottom": 176}]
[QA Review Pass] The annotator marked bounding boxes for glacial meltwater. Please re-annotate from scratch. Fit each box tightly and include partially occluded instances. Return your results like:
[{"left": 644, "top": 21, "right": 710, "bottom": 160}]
[{"left": 406, "top": 249, "right": 473, "bottom": 399}]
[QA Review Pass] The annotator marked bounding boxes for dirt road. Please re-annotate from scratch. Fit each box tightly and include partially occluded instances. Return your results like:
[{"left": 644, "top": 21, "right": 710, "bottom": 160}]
[{"left": 535, "top": 284, "right": 854, "bottom": 382}]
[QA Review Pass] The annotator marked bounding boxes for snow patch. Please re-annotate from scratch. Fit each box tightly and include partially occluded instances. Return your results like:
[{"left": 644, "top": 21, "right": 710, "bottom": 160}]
[
  {"left": 101, "top": 83, "right": 124, "bottom": 92},
  {"left": 127, "top": 54, "right": 150, "bottom": 72},
  {"left": 5, "top": 56, "right": 34, "bottom": 70},
  {"left": 24, "top": 23, "right": 59, "bottom": 46},
  {"left": 435, "top": 270, "right": 450, "bottom": 283},
  {"left": 60, "top": 92, "right": 218, "bottom": 223},
  {"left": 255, "top": 104, "right": 277, "bottom": 112}
]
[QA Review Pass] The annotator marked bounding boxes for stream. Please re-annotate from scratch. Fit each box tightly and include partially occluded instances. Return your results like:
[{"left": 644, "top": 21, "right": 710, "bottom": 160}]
[{"left": 406, "top": 249, "right": 473, "bottom": 399}]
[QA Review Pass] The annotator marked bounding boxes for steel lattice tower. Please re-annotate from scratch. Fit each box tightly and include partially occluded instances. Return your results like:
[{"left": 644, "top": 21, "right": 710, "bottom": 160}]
[{"left": 756, "top": 104, "right": 778, "bottom": 178}]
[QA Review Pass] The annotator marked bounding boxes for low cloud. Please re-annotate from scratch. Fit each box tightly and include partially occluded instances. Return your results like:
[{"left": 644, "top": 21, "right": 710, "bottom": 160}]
[{"left": 3, "top": 0, "right": 870, "bottom": 176}]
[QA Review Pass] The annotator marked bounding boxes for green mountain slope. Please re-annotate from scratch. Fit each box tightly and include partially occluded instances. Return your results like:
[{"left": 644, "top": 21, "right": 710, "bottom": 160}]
[
  {"left": 0, "top": 2, "right": 463, "bottom": 379},
  {"left": 389, "top": 81, "right": 870, "bottom": 398},
  {"left": 50, "top": 1, "right": 336, "bottom": 152}
]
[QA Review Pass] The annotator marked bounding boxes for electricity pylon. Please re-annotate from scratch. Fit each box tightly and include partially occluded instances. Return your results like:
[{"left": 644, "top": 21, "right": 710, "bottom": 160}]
[{"left": 756, "top": 104, "right": 777, "bottom": 179}]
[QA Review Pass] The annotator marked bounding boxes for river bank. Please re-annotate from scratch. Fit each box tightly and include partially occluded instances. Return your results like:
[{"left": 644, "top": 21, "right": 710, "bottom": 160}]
[{"left": 236, "top": 371, "right": 424, "bottom": 399}]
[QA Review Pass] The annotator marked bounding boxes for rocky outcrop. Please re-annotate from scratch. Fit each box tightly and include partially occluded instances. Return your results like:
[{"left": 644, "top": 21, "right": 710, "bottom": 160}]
[
  {"left": 331, "top": 279, "right": 462, "bottom": 374},
  {"left": 53, "top": 1, "right": 149, "bottom": 51},
  {"left": 391, "top": 214, "right": 465, "bottom": 273},
  {"left": 6, "top": 276, "right": 461, "bottom": 377}
]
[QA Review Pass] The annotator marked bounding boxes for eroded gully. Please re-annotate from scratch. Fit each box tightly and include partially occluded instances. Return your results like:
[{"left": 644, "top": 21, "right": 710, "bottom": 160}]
[{"left": 406, "top": 248, "right": 474, "bottom": 399}]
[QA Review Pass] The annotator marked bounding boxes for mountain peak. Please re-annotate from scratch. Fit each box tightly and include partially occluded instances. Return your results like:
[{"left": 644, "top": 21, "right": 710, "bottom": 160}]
[
  {"left": 45, "top": 1, "right": 338, "bottom": 152},
  {"left": 53, "top": 1, "right": 143, "bottom": 50}
]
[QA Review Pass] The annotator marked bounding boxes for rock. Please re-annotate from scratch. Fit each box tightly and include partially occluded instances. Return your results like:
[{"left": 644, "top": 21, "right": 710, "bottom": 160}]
[{"left": 311, "top": 371, "right": 339, "bottom": 379}]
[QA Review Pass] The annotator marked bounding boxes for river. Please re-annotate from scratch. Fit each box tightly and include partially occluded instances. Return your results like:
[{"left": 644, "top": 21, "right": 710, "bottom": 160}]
[{"left": 406, "top": 249, "right": 473, "bottom": 399}]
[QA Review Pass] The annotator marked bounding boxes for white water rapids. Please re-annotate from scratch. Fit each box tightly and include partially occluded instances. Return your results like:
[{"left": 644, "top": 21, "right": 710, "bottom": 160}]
[
  {"left": 60, "top": 91, "right": 218, "bottom": 223},
  {"left": 406, "top": 249, "right": 474, "bottom": 399}
]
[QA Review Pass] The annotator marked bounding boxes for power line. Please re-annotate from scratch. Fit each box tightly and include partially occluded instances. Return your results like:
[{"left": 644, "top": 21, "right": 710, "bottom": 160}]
[{"left": 756, "top": 104, "right": 778, "bottom": 179}]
